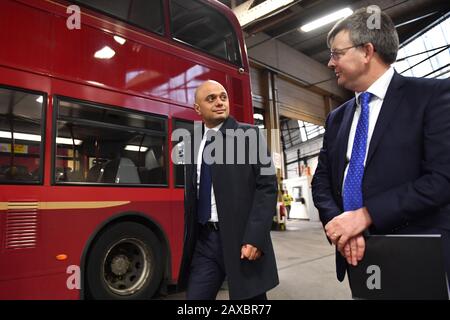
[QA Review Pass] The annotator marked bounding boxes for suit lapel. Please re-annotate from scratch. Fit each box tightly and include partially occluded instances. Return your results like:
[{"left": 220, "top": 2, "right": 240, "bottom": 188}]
[
  {"left": 365, "top": 72, "right": 405, "bottom": 167},
  {"left": 336, "top": 98, "right": 357, "bottom": 191}
]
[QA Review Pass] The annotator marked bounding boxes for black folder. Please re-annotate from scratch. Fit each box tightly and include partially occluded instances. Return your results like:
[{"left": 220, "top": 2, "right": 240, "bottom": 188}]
[{"left": 347, "top": 235, "right": 449, "bottom": 299}]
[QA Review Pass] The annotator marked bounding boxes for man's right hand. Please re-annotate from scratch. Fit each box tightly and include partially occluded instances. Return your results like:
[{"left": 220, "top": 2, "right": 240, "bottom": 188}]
[
  {"left": 241, "top": 244, "right": 262, "bottom": 260},
  {"left": 340, "top": 234, "right": 366, "bottom": 266}
]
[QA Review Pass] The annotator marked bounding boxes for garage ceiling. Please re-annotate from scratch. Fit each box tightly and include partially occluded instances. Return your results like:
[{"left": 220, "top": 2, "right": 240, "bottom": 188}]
[{"left": 219, "top": 0, "right": 450, "bottom": 65}]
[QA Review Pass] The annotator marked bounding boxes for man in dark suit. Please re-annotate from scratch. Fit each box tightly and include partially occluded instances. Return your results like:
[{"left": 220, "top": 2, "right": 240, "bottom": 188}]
[
  {"left": 178, "top": 80, "right": 279, "bottom": 300},
  {"left": 312, "top": 7, "right": 450, "bottom": 284}
]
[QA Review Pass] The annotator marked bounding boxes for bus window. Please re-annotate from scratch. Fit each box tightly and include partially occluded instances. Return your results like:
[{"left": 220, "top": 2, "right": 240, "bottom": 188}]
[
  {"left": 170, "top": 0, "right": 242, "bottom": 66},
  {"left": 172, "top": 119, "right": 194, "bottom": 187},
  {"left": 0, "top": 86, "right": 44, "bottom": 184},
  {"left": 73, "top": 0, "right": 165, "bottom": 35},
  {"left": 54, "top": 98, "right": 168, "bottom": 186}
]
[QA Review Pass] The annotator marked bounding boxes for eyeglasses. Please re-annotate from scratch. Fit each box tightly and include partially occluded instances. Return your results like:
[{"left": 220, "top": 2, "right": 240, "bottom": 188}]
[{"left": 329, "top": 44, "right": 364, "bottom": 61}]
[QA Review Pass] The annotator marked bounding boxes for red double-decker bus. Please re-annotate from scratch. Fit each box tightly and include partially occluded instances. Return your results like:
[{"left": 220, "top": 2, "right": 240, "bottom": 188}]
[{"left": 0, "top": 0, "right": 252, "bottom": 299}]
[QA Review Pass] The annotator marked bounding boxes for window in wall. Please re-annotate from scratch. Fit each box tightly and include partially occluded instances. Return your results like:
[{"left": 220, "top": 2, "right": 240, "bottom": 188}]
[
  {"left": 73, "top": 0, "right": 165, "bottom": 34},
  {"left": 292, "top": 186, "right": 303, "bottom": 202},
  {"left": 394, "top": 14, "right": 450, "bottom": 79},
  {"left": 170, "top": 0, "right": 242, "bottom": 66},
  {"left": 298, "top": 120, "right": 325, "bottom": 142},
  {"left": 55, "top": 98, "right": 167, "bottom": 186},
  {"left": 0, "top": 86, "right": 44, "bottom": 184}
]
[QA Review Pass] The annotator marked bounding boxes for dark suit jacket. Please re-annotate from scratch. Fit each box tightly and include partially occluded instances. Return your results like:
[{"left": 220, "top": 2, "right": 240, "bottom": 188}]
[
  {"left": 178, "top": 116, "right": 279, "bottom": 299},
  {"left": 312, "top": 72, "right": 450, "bottom": 281}
]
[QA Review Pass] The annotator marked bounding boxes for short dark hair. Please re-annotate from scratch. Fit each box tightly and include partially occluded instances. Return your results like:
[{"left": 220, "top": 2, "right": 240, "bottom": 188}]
[{"left": 327, "top": 7, "right": 399, "bottom": 64}]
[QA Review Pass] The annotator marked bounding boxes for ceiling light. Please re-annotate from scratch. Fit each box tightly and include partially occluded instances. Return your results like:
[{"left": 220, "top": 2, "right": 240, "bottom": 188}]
[
  {"left": 300, "top": 8, "right": 353, "bottom": 32},
  {"left": 125, "top": 145, "right": 148, "bottom": 152},
  {"left": 56, "top": 137, "right": 82, "bottom": 145},
  {"left": 0, "top": 131, "right": 41, "bottom": 142},
  {"left": 253, "top": 113, "right": 264, "bottom": 120},
  {"left": 36, "top": 96, "right": 43, "bottom": 104}
]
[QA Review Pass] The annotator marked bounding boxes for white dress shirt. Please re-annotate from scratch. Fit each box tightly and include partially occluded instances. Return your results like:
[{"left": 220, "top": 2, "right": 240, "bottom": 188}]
[
  {"left": 343, "top": 66, "right": 395, "bottom": 183},
  {"left": 197, "top": 123, "right": 222, "bottom": 222}
]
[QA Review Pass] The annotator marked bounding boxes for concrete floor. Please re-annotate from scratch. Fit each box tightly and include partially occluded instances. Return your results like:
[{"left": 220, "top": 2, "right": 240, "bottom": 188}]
[{"left": 163, "top": 220, "right": 352, "bottom": 300}]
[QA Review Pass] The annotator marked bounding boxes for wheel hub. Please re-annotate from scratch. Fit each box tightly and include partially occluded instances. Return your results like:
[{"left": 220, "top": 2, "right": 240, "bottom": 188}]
[
  {"left": 102, "top": 238, "right": 152, "bottom": 296},
  {"left": 110, "top": 254, "right": 130, "bottom": 276}
]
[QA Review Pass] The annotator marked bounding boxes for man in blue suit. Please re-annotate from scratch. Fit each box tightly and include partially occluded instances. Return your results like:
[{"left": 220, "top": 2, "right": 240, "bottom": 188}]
[{"left": 312, "top": 7, "right": 450, "bottom": 285}]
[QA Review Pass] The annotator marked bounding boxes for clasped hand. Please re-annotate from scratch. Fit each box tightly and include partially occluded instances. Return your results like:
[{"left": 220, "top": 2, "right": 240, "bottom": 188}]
[{"left": 324, "top": 207, "right": 372, "bottom": 266}]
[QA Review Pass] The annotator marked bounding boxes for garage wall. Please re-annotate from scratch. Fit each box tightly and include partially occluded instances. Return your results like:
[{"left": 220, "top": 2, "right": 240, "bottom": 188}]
[
  {"left": 250, "top": 66, "right": 342, "bottom": 125},
  {"left": 277, "top": 77, "right": 326, "bottom": 125}
]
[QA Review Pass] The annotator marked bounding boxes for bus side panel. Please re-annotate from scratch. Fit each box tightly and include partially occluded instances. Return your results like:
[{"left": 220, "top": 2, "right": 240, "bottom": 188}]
[
  {"left": 0, "top": 0, "right": 241, "bottom": 114},
  {"left": 0, "top": 0, "right": 53, "bottom": 76},
  {"left": 0, "top": 186, "right": 177, "bottom": 299}
]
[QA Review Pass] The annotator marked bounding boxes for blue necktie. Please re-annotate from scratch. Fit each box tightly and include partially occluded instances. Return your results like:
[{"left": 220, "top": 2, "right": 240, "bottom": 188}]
[
  {"left": 198, "top": 139, "right": 212, "bottom": 224},
  {"left": 343, "top": 92, "right": 372, "bottom": 211}
]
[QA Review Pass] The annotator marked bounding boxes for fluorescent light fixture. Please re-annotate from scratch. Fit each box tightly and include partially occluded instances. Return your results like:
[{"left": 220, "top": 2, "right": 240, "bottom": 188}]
[
  {"left": 0, "top": 131, "right": 41, "bottom": 142},
  {"left": 300, "top": 7, "right": 353, "bottom": 32},
  {"left": 0, "top": 131, "right": 83, "bottom": 145},
  {"left": 56, "top": 137, "right": 82, "bottom": 145},
  {"left": 94, "top": 46, "right": 116, "bottom": 59},
  {"left": 253, "top": 113, "right": 264, "bottom": 120},
  {"left": 36, "top": 96, "right": 43, "bottom": 104},
  {"left": 234, "top": 0, "right": 295, "bottom": 27},
  {"left": 125, "top": 145, "right": 148, "bottom": 152},
  {"left": 113, "top": 35, "right": 126, "bottom": 45}
]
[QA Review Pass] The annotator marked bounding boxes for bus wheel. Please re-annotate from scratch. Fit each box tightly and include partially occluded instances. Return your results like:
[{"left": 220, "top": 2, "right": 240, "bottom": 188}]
[{"left": 86, "top": 221, "right": 163, "bottom": 299}]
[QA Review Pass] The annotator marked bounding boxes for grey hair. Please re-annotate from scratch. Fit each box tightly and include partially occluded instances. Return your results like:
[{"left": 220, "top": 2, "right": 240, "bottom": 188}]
[{"left": 327, "top": 7, "right": 399, "bottom": 64}]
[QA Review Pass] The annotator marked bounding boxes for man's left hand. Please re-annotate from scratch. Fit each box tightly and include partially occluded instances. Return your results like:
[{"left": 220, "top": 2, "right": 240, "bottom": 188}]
[{"left": 325, "top": 207, "right": 372, "bottom": 252}]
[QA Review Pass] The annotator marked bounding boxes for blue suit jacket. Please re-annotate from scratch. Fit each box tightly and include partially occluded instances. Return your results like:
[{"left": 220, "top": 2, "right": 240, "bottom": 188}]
[{"left": 312, "top": 72, "right": 450, "bottom": 281}]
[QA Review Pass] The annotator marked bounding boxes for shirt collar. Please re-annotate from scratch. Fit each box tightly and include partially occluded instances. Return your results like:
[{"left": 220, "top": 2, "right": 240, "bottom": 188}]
[
  {"left": 203, "top": 122, "right": 223, "bottom": 138},
  {"left": 355, "top": 66, "right": 394, "bottom": 104}
]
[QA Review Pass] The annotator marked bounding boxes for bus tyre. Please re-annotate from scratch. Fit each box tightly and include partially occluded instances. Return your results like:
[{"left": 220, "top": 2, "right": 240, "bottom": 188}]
[{"left": 86, "top": 221, "right": 163, "bottom": 300}]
